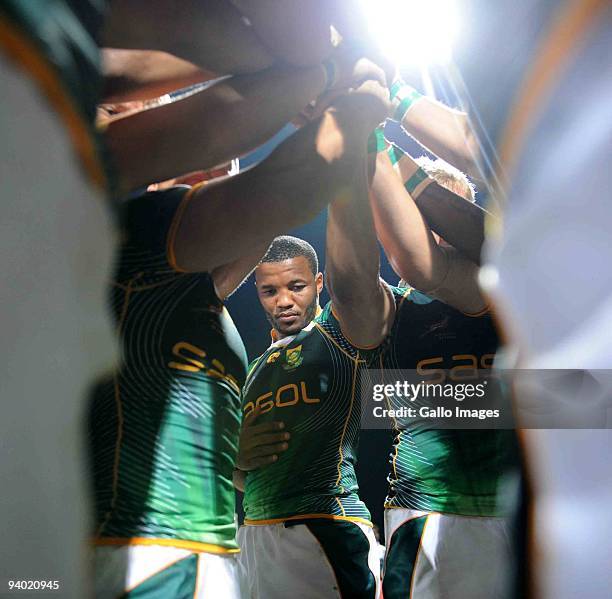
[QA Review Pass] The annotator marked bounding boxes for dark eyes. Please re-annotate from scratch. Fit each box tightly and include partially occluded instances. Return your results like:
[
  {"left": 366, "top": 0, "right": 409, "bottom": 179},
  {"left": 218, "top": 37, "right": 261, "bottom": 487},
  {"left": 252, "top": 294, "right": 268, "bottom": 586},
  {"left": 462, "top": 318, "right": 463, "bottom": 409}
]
[{"left": 260, "top": 284, "right": 305, "bottom": 297}]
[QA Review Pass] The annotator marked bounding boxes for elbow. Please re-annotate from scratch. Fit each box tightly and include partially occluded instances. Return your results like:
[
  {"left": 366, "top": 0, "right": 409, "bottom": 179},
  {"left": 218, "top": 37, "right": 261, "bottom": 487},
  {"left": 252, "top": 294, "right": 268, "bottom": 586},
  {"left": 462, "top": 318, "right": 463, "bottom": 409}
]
[
  {"left": 389, "top": 254, "right": 435, "bottom": 294},
  {"left": 232, "top": 469, "right": 246, "bottom": 492},
  {"left": 454, "top": 120, "right": 482, "bottom": 181}
]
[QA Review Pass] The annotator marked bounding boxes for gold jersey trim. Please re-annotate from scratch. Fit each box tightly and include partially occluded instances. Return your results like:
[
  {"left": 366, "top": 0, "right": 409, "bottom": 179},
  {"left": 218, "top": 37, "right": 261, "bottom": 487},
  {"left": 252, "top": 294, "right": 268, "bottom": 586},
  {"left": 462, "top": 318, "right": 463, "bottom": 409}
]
[
  {"left": 0, "top": 17, "right": 106, "bottom": 189},
  {"left": 244, "top": 514, "right": 372, "bottom": 527},
  {"left": 93, "top": 537, "right": 239, "bottom": 554},
  {"left": 166, "top": 181, "right": 208, "bottom": 273}
]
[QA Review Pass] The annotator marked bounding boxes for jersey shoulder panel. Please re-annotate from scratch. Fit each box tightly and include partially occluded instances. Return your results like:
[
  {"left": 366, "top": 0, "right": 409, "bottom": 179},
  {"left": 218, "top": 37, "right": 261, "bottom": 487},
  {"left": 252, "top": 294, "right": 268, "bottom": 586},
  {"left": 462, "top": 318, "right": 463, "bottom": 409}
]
[
  {"left": 116, "top": 186, "right": 190, "bottom": 283},
  {"left": 390, "top": 285, "right": 436, "bottom": 307},
  {"left": 315, "top": 302, "right": 361, "bottom": 360}
]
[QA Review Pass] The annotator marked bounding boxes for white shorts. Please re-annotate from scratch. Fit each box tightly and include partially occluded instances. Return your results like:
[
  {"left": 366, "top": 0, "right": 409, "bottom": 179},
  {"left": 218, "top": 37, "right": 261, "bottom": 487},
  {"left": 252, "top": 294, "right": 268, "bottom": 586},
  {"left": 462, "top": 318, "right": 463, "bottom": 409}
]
[
  {"left": 237, "top": 518, "right": 381, "bottom": 599},
  {"left": 93, "top": 544, "right": 246, "bottom": 598},
  {"left": 0, "top": 52, "right": 115, "bottom": 597},
  {"left": 383, "top": 508, "right": 514, "bottom": 599}
]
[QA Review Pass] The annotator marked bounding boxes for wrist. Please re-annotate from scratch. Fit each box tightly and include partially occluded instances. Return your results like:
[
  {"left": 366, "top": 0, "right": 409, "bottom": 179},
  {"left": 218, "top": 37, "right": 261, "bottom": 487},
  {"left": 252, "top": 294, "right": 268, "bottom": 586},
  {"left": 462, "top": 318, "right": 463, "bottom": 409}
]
[
  {"left": 404, "top": 166, "right": 432, "bottom": 199},
  {"left": 367, "top": 127, "right": 387, "bottom": 154},
  {"left": 387, "top": 144, "right": 403, "bottom": 166},
  {"left": 321, "top": 58, "right": 337, "bottom": 92},
  {"left": 390, "top": 78, "right": 423, "bottom": 122}
]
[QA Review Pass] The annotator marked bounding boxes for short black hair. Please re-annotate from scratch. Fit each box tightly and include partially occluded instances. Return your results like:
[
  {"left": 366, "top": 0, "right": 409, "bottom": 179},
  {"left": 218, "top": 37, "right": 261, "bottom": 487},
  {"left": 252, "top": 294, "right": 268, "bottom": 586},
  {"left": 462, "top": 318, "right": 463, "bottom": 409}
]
[{"left": 261, "top": 236, "right": 319, "bottom": 276}]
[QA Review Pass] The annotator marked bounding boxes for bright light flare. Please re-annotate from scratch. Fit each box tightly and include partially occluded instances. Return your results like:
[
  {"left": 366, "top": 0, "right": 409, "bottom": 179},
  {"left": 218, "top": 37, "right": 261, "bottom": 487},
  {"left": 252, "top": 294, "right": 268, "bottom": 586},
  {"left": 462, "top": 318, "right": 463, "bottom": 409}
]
[{"left": 360, "top": 0, "right": 460, "bottom": 68}]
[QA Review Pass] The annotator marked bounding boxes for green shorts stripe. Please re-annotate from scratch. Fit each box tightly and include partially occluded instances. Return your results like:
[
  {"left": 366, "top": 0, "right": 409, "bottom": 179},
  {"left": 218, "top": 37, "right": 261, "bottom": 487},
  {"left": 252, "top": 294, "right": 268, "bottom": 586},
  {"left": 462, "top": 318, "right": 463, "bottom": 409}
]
[
  {"left": 125, "top": 554, "right": 198, "bottom": 598},
  {"left": 383, "top": 516, "right": 427, "bottom": 599},
  {"left": 292, "top": 519, "right": 377, "bottom": 599}
]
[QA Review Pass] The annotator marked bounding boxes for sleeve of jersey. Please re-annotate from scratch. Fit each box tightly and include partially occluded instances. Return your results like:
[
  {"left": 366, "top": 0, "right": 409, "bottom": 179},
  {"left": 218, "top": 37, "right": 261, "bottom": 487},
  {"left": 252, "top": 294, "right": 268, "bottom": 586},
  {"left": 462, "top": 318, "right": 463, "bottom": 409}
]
[
  {"left": 316, "top": 302, "right": 381, "bottom": 361},
  {"left": 118, "top": 187, "right": 191, "bottom": 280},
  {"left": 399, "top": 286, "right": 434, "bottom": 306},
  {"left": 245, "top": 356, "right": 264, "bottom": 380}
]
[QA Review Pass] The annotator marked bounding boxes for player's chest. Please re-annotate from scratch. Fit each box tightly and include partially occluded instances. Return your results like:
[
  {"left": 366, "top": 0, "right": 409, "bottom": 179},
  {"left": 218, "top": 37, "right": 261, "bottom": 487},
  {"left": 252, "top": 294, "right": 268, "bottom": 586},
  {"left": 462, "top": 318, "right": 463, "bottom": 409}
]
[
  {"left": 242, "top": 332, "right": 356, "bottom": 419},
  {"left": 387, "top": 304, "right": 498, "bottom": 370}
]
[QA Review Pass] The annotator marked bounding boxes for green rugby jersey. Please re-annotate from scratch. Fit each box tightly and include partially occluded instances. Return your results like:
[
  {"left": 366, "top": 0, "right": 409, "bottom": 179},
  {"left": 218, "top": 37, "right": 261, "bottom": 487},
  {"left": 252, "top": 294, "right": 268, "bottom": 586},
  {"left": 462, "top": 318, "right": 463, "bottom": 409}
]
[
  {"left": 242, "top": 303, "right": 373, "bottom": 525},
  {"left": 381, "top": 286, "right": 520, "bottom": 517},
  {"left": 0, "top": 0, "right": 109, "bottom": 189},
  {"left": 90, "top": 186, "right": 248, "bottom": 552}
]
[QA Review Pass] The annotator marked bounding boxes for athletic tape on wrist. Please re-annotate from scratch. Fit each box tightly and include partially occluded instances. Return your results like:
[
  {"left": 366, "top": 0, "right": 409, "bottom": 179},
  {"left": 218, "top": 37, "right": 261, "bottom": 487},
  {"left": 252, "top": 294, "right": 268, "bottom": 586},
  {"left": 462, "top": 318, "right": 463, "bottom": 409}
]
[
  {"left": 394, "top": 88, "right": 423, "bottom": 121},
  {"left": 322, "top": 59, "right": 336, "bottom": 91},
  {"left": 368, "top": 127, "right": 387, "bottom": 154},
  {"left": 404, "top": 167, "right": 429, "bottom": 194},
  {"left": 389, "top": 78, "right": 406, "bottom": 101},
  {"left": 387, "top": 144, "right": 405, "bottom": 166}
]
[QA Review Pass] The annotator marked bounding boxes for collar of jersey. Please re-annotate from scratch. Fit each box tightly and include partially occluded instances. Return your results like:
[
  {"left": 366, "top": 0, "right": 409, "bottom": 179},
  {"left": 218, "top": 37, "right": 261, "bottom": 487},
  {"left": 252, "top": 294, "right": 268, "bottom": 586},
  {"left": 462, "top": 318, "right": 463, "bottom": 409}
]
[{"left": 268, "top": 320, "right": 316, "bottom": 350}]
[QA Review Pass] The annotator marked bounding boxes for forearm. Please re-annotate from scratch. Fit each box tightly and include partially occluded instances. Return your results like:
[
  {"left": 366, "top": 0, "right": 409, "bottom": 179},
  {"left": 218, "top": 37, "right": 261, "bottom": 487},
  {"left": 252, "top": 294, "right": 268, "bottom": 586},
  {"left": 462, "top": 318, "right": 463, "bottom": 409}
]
[
  {"left": 373, "top": 150, "right": 485, "bottom": 310},
  {"left": 101, "top": 49, "right": 213, "bottom": 103},
  {"left": 370, "top": 150, "right": 447, "bottom": 292},
  {"left": 390, "top": 80, "right": 483, "bottom": 183},
  {"left": 227, "top": 0, "right": 335, "bottom": 67},
  {"left": 326, "top": 171, "right": 392, "bottom": 347},
  {"left": 174, "top": 108, "right": 372, "bottom": 273},
  {"left": 102, "top": 0, "right": 275, "bottom": 75},
  {"left": 107, "top": 63, "right": 329, "bottom": 192},
  {"left": 232, "top": 469, "right": 246, "bottom": 492},
  {"left": 392, "top": 151, "right": 486, "bottom": 265},
  {"left": 402, "top": 99, "right": 482, "bottom": 183},
  {"left": 325, "top": 157, "right": 382, "bottom": 304},
  {"left": 325, "top": 128, "right": 400, "bottom": 347},
  {"left": 212, "top": 244, "right": 270, "bottom": 301},
  {"left": 428, "top": 247, "right": 486, "bottom": 314}
]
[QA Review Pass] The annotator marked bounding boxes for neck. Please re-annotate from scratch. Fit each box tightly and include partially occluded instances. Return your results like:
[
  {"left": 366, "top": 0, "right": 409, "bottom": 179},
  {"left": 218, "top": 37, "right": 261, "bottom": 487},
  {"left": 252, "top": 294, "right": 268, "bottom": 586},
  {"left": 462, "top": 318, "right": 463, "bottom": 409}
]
[{"left": 272, "top": 316, "right": 316, "bottom": 342}]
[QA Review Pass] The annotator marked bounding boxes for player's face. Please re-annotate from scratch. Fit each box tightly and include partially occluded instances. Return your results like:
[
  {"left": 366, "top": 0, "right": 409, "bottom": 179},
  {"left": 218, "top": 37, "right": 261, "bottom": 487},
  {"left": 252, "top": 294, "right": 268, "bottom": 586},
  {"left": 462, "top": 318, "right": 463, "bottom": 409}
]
[{"left": 255, "top": 257, "right": 323, "bottom": 338}]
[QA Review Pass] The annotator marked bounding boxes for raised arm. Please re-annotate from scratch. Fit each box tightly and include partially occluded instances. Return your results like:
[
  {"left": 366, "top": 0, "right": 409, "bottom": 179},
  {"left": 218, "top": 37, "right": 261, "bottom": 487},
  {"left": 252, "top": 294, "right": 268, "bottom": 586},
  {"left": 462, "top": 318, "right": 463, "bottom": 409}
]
[
  {"left": 102, "top": 0, "right": 339, "bottom": 76},
  {"left": 106, "top": 63, "right": 326, "bottom": 193},
  {"left": 325, "top": 125, "right": 395, "bottom": 348},
  {"left": 390, "top": 78, "right": 483, "bottom": 184},
  {"left": 371, "top": 142, "right": 486, "bottom": 313},
  {"left": 370, "top": 141, "right": 446, "bottom": 292},
  {"left": 106, "top": 47, "right": 389, "bottom": 194},
  {"left": 212, "top": 244, "right": 270, "bottom": 302},
  {"left": 388, "top": 143, "right": 490, "bottom": 265},
  {"left": 101, "top": 49, "right": 212, "bottom": 103},
  {"left": 171, "top": 79, "right": 391, "bottom": 276}
]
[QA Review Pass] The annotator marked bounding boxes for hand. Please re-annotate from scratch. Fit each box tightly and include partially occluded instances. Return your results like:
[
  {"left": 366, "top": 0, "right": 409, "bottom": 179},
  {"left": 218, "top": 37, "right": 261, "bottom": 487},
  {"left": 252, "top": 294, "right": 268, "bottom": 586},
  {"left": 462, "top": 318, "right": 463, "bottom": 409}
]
[
  {"left": 300, "top": 44, "right": 392, "bottom": 127},
  {"left": 297, "top": 88, "right": 347, "bottom": 126},
  {"left": 331, "top": 79, "right": 392, "bottom": 136},
  {"left": 327, "top": 43, "right": 390, "bottom": 91},
  {"left": 236, "top": 406, "right": 291, "bottom": 471}
]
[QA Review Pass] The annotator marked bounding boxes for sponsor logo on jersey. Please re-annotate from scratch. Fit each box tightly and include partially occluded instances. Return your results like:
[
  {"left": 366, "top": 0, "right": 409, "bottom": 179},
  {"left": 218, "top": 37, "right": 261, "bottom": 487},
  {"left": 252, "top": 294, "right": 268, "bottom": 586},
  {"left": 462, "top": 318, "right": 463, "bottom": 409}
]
[
  {"left": 267, "top": 351, "right": 281, "bottom": 364},
  {"left": 420, "top": 315, "right": 456, "bottom": 341},
  {"left": 282, "top": 345, "right": 303, "bottom": 371}
]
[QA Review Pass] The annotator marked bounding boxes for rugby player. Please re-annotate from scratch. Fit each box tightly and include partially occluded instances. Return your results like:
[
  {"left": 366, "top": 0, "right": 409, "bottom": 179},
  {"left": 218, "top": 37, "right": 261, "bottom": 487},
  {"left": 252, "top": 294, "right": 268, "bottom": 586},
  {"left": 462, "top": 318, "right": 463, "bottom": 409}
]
[
  {"left": 103, "top": 43, "right": 391, "bottom": 193},
  {"left": 0, "top": 3, "right": 115, "bottom": 594},
  {"left": 233, "top": 108, "right": 395, "bottom": 598},
  {"left": 0, "top": 2, "right": 387, "bottom": 595},
  {"left": 458, "top": 3, "right": 612, "bottom": 596},
  {"left": 368, "top": 141, "right": 521, "bottom": 599},
  {"left": 89, "top": 79, "right": 391, "bottom": 597}
]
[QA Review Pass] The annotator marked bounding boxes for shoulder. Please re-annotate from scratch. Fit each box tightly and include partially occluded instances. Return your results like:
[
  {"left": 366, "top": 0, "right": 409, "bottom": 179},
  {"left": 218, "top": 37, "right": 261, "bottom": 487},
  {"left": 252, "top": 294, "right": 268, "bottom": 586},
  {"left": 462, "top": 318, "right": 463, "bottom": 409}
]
[
  {"left": 316, "top": 301, "right": 383, "bottom": 359},
  {"left": 122, "top": 186, "right": 191, "bottom": 231},
  {"left": 391, "top": 285, "right": 436, "bottom": 309},
  {"left": 116, "top": 186, "right": 203, "bottom": 281},
  {"left": 121, "top": 186, "right": 191, "bottom": 256},
  {"left": 314, "top": 301, "right": 335, "bottom": 325}
]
